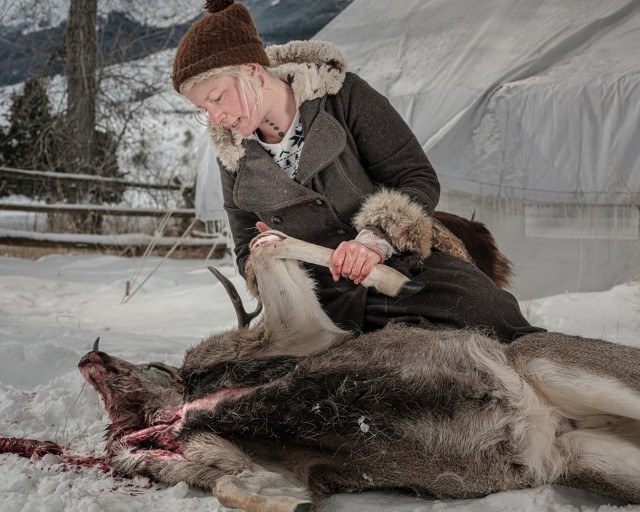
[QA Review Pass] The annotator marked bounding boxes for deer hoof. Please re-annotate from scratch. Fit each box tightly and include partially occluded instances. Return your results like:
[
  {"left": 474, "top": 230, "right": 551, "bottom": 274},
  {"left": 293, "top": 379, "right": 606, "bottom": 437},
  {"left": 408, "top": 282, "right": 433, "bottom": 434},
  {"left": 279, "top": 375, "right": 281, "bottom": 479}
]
[
  {"left": 214, "top": 470, "right": 314, "bottom": 512},
  {"left": 397, "top": 280, "right": 425, "bottom": 298},
  {"left": 294, "top": 503, "right": 317, "bottom": 512}
]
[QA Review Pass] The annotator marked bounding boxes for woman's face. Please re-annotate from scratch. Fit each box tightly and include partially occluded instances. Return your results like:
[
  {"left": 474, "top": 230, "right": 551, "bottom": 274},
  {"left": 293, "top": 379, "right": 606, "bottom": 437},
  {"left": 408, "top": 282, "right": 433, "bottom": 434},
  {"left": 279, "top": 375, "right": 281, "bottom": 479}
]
[{"left": 184, "top": 74, "right": 261, "bottom": 137}]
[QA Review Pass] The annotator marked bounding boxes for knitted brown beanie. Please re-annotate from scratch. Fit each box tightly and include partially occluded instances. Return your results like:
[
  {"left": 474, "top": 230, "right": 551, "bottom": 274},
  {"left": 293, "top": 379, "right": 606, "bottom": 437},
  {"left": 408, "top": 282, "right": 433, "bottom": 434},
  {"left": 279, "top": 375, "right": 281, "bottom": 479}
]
[{"left": 172, "top": 0, "right": 270, "bottom": 92}]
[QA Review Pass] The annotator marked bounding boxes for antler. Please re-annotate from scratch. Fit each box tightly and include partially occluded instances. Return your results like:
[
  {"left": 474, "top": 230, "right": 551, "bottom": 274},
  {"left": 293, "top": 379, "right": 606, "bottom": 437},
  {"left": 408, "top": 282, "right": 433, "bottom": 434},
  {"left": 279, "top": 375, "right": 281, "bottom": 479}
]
[{"left": 207, "top": 267, "right": 263, "bottom": 328}]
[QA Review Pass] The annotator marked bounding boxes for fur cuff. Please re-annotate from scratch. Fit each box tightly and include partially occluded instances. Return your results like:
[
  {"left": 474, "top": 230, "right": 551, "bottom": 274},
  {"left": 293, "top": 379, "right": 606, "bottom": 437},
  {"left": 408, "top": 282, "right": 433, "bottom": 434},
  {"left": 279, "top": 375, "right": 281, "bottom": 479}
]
[{"left": 352, "top": 189, "right": 433, "bottom": 259}]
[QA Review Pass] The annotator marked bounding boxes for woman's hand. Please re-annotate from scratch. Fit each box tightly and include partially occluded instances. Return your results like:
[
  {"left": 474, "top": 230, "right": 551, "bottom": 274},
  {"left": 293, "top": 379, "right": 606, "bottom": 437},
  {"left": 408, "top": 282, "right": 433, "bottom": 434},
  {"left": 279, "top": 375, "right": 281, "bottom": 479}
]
[
  {"left": 331, "top": 241, "right": 382, "bottom": 285},
  {"left": 256, "top": 221, "right": 270, "bottom": 233},
  {"left": 256, "top": 221, "right": 381, "bottom": 285}
]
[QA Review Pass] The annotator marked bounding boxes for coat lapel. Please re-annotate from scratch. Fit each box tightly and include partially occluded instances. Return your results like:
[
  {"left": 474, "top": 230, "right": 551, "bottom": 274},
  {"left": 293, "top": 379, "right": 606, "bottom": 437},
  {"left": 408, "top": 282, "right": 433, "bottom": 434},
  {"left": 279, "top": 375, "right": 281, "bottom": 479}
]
[
  {"left": 296, "top": 102, "right": 347, "bottom": 186},
  {"left": 233, "top": 102, "right": 347, "bottom": 211},
  {"left": 233, "top": 141, "right": 314, "bottom": 211}
]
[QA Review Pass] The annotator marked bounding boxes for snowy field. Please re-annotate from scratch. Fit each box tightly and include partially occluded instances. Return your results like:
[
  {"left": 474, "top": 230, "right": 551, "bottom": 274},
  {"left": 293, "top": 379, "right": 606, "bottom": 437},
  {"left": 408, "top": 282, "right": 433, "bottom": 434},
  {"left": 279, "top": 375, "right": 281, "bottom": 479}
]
[{"left": 0, "top": 252, "right": 639, "bottom": 512}]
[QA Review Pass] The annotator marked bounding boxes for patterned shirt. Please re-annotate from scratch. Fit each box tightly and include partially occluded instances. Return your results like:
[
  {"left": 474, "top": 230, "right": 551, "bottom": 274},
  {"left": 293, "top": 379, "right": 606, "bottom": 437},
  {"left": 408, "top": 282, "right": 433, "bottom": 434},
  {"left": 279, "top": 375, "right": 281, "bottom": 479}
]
[{"left": 252, "top": 111, "right": 305, "bottom": 180}]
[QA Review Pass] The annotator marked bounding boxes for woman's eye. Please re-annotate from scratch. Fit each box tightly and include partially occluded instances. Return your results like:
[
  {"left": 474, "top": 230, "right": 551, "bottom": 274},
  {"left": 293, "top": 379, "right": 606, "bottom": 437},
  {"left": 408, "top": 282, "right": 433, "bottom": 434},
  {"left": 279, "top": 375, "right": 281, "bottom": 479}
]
[{"left": 214, "top": 94, "right": 223, "bottom": 103}]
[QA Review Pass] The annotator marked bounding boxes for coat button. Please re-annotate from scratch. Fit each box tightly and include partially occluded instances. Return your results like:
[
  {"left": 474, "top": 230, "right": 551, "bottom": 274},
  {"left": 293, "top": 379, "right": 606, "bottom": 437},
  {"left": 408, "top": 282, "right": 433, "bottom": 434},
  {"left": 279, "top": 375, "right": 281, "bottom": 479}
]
[
  {"left": 271, "top": 216, "right": 283, "bottom": 225},
  {"left": 315, "top": 199, "right": 324, "bottom": 205},
  {"left": 336, "top": 228, "right": 346, "bottom": 235}
]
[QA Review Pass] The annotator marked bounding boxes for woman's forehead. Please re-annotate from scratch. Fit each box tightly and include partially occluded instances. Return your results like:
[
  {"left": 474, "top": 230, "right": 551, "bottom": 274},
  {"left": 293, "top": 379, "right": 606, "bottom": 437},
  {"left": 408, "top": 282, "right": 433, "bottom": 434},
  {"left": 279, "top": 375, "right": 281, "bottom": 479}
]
[
  {"left": 201, "top": 75, "right": 234, "bottom": 93},
  {"left": 187, "top": 75, "right": 235, "bottom": 101}
]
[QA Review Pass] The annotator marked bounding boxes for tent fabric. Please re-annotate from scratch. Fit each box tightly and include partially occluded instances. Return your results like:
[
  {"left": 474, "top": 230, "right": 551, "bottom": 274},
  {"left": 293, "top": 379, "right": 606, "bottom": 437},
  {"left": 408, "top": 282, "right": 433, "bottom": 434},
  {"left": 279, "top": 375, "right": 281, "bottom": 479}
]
[
  {"left": 316, "top": 0, "right": 640, "bottom": 205},
  {"left": 195, "top": 128, "right": 227, "bottom": 222}
]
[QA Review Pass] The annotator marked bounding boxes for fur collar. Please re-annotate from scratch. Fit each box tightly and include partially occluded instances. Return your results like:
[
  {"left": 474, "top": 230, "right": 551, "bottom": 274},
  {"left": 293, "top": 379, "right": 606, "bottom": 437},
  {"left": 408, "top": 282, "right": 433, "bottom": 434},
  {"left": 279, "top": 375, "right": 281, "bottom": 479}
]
[{"left": 208, "top": 40, "right": 348, "bottom": 171}]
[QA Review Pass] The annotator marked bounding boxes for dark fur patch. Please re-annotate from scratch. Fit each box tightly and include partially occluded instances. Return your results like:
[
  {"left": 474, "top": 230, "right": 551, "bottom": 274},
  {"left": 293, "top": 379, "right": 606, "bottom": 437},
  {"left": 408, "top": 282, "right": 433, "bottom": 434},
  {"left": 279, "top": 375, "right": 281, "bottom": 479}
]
[
  {"left": 182, "top": 363, "right": 502, "bottom": 449},
  {"left": 326, "top": 58, "right": 340, "bottom": 71},
  {"left": 434, "top": 211, "right": 513, "bottom": 289},
  {"left": 183, "top": 356, "right": 300, "bottom": 401}
]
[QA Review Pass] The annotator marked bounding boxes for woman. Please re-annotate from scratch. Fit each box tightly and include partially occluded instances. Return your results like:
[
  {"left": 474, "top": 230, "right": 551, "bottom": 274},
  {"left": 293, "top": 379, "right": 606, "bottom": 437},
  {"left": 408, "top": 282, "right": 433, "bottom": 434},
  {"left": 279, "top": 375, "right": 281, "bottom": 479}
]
[{"left": 172, "top": 0, "right": 542, "bottom": 341}]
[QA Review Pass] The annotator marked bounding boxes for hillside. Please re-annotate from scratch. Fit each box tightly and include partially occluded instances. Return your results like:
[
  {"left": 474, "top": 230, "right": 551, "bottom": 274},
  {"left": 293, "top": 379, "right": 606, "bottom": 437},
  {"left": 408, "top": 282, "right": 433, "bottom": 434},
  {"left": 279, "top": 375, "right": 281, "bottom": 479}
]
[{"left": 0, "top": 0, "right": 353, "bottom": 86}]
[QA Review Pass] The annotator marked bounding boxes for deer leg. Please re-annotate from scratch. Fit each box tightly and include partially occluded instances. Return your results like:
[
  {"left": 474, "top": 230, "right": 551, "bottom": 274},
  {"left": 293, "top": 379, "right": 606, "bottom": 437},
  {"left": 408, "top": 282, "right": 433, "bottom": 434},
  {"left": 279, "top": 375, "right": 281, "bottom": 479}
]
[
  {"left": 511, "top": 337, "right": 640, "bottom": 502},
  {"left": 110, "top": 448, "right": 229, "bottom": 490},
  {"left": 519, "top": 358, "right": 640, "bottom": 422},
  {"left": 251, "top": 231, "right": 424, "bottom": 298},
  {"left": 112, "top": 447, "right": 314, "bottom": 510},
  {"left": 250, "top": 233, "right": 350, "bottom": 356},
  {"left": 182, "top": 433, "right": 314, "bottom": 511},
  {"left": 214, "top": 470, "right": 315, "bottom": 512},
  {"left": 508, "top": 334, "right": 640, "bottom": 422},
  {"left": 111, "top": 433, "right": 256, "bottom": 490},
  {"left": 559, "top": 428, "right": 640, "bottom": 503},
  {"left": 206, "top": 231, "right": 423, "bottom": 355}
]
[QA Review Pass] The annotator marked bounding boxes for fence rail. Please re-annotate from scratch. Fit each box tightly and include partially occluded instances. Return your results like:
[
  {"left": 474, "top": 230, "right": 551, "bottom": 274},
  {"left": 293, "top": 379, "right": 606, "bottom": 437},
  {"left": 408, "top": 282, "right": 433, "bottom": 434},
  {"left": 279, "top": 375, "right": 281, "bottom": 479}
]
[
  {"left": 0, "top": 167, "right": 226, "bottom": 257},
  {"left": 0, "top": 166, "right": 194, "bottom": 191},
  {"left": 0, "top": 201, "right": 195, "bottom": 217}
]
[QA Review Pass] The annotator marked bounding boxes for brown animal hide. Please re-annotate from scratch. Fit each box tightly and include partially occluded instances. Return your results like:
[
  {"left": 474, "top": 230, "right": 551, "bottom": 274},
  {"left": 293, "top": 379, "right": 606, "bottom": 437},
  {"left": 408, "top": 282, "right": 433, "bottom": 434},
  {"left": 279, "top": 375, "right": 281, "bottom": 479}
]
[
  {"left": 434, "top": 211, "right": 513, "bottom": 289},
  {"left": 78, "top": 232, "right": 640, "bottom": 512}
]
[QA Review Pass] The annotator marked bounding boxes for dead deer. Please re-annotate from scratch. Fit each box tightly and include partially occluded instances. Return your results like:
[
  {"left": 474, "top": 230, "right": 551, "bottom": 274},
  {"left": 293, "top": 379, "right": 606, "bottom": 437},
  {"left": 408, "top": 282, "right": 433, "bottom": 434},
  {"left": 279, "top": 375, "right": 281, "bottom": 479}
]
[{"left": 79, "top": 230, "right": 640, "bottom": 512}]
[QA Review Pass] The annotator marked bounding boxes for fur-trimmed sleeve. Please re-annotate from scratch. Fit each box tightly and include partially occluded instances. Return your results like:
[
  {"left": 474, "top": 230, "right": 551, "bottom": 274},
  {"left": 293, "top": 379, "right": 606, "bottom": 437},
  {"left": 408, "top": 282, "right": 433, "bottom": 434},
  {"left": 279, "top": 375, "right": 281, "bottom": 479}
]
[
  {"left": 338, "top": 73, "right": 440, "bottom": 217},
  {"left": 352, "top": 188, "right": 434, "bottom": 260}
]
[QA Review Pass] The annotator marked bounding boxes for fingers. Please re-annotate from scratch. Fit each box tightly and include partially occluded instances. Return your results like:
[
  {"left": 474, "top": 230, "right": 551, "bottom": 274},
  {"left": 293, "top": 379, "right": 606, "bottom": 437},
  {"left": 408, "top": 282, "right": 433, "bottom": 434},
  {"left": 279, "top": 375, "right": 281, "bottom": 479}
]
[
  {"left": 331, "top": 241, "right": 382, "bottom": 284},
  {"left": 256, "top": 221, "right": 270, "bottom": 233},
  {"left": 358, "top": 258, "right": 380, "bottom": 285},
  {"left": 331, "top": 243, "right": 345, "bottom": 281}
]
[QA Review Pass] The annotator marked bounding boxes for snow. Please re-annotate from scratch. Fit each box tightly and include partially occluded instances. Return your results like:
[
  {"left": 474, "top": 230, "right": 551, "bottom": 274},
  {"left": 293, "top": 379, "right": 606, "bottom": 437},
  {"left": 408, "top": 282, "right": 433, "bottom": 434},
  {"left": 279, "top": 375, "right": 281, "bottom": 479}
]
[{"left": 1, "top": 252, "right": 639, "bottom": 511}]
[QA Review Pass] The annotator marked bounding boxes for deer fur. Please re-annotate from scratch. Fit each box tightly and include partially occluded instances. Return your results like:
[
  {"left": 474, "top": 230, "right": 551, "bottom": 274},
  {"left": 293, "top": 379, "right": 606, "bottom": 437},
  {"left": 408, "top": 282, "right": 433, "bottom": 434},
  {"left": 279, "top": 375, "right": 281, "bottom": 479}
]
[
  {"left": 433, "top": 211, "right": 513, "bottom": 289},
  {"left": 79, "top": 231, "right": 640, "bottom": 512}
]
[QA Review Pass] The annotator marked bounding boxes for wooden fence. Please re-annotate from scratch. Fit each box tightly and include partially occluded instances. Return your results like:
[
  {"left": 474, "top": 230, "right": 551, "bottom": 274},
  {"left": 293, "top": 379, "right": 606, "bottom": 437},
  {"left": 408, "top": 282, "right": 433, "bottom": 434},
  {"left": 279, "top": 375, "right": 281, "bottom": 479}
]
[{"left": 0, "top": 166, "right": 227, "bottom": 257}]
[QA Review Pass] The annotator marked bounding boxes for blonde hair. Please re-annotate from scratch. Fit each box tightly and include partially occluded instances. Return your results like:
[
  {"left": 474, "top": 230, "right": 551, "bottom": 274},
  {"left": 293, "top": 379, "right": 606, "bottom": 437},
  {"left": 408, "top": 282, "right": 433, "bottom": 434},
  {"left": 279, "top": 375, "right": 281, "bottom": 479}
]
[{"left": 180, "top": 64, "right": 266, "bottom": 121}]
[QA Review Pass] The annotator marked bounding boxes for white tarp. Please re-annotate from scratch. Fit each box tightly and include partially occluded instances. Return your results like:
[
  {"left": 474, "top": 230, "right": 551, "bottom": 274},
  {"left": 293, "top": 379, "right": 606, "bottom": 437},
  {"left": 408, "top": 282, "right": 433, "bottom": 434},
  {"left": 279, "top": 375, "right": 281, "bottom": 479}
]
[
  {"left": 195, "top": 128, "right": 227, "bottom": 222},
  {"left": 316, "top": 0, "right": 640, "bottom": 205}
]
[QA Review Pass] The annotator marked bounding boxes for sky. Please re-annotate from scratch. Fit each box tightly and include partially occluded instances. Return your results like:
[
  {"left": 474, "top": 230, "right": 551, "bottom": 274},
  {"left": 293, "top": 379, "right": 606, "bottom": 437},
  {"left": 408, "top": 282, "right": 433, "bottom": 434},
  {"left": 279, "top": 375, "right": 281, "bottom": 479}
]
[{"left": 0, "top": 251, "right": 639, "bottom": 512}]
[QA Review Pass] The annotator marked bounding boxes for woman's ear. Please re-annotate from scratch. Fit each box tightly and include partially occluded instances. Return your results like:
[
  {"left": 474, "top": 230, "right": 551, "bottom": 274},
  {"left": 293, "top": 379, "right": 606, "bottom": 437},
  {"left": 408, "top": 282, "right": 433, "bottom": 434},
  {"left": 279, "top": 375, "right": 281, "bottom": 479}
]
[{"left": 247, "top": 63, "right": 265, "bottom": 85}]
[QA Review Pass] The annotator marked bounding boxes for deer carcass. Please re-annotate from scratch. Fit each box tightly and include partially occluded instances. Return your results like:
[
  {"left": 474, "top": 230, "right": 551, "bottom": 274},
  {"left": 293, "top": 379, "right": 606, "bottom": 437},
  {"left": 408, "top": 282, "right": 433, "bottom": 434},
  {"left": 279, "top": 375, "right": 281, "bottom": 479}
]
[{"left": 79, "top": 231, "right": 640, "bottom": 512}]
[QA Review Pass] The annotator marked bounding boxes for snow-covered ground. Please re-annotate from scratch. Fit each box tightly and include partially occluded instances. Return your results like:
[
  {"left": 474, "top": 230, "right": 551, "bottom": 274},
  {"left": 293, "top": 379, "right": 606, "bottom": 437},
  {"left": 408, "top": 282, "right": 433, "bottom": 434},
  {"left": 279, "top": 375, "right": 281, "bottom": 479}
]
[{"left": 0, "top": 251, "right": 639, "bottom": 511}]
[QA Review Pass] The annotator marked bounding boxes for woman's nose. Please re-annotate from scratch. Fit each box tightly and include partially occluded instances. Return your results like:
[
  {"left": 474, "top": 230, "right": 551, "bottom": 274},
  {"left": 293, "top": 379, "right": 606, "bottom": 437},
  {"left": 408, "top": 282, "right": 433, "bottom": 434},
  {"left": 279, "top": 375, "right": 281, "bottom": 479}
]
[{"left": 208, "top": 107, "right": 225, "bottom": 127}]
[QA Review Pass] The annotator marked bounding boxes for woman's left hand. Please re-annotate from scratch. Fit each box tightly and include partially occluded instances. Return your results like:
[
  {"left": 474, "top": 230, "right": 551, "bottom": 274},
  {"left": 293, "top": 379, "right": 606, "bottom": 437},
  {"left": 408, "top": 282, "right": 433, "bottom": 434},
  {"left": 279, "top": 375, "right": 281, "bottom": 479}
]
[{"left": 331, "top": 241, "right": 382, "bottom": 285}]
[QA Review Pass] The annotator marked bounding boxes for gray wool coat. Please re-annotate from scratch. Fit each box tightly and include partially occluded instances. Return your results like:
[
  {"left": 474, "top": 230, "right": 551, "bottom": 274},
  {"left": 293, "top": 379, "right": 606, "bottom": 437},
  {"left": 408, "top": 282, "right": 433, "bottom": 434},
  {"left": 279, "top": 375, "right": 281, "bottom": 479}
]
[{"left": 211, "top": 41, "right": 541, "bottom": 342}]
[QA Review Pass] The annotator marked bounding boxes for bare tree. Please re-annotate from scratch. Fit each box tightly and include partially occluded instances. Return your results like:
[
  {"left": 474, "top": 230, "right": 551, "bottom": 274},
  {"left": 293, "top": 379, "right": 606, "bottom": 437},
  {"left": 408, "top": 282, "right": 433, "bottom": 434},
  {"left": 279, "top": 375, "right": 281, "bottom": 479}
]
[
  {"left": 66, "top": 0, "right": 97, "bottom": 173},
  {"left": 64, "top": 0, "right": 101, "bottom": 232}
]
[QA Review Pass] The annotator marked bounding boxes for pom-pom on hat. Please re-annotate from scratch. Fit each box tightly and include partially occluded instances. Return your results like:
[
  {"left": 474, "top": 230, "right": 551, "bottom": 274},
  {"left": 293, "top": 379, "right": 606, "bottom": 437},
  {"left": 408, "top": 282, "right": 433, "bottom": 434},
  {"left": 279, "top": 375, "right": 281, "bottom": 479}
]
[{"left": 172, "top": 0, "right": 270, "bottom": 92}]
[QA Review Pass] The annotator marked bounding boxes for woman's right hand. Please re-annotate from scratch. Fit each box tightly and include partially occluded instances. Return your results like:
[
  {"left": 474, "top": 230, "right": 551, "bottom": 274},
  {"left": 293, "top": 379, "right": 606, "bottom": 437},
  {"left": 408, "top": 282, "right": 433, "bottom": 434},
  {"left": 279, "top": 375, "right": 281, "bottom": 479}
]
[{"left": 331, "top": 240, "right": 382, "bottom": 286}]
